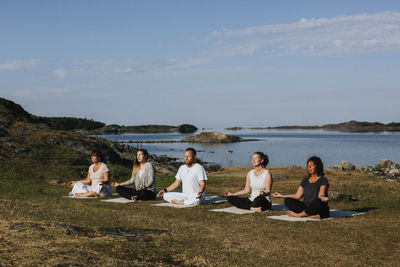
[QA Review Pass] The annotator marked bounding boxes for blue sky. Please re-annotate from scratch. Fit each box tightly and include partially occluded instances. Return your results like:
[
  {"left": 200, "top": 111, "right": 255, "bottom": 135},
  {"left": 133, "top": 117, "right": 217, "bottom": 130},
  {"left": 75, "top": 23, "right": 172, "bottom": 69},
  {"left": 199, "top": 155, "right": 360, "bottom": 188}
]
[{"left": 1, "top": 1, "right": 400, "bottom": 128}]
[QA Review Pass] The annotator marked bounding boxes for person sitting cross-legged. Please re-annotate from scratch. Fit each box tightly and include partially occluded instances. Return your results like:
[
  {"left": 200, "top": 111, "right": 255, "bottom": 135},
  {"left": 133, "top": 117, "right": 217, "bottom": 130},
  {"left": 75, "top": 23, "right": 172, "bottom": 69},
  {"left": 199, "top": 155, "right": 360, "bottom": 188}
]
[
  {"left": 224, "top": 152, "right": 272, "bottom": 212},
  {"left": 157, "top": 148, "right": 207, "bottom": 205},
  {"left": 273, "top": 156, "right": 330, "bottom": 219}
]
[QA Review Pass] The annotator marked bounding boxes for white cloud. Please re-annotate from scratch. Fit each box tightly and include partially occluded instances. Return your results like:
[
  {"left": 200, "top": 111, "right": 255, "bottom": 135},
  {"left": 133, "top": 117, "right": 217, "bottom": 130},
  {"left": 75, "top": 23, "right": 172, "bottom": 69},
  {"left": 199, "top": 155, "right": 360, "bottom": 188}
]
[
  {"left": 208, "top": 11, "right": 400, "bottom": 57},
  {"left": 53, "top": 69, "right": 66, "bottom": 78},
  {"left": 0, "top": 59, "right": 41, "bottom": 70}
]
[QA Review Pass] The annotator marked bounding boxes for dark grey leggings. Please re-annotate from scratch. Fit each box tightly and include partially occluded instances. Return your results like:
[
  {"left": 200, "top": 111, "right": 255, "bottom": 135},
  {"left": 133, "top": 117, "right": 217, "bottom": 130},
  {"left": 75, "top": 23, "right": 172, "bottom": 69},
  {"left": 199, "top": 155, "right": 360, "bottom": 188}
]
[
  {"left": 116, "top": 186, "right": 156, "bottom": 201},
  {"left": 227, "top": 195, "right": 272, "bottom": 211},
  {"left": 284, "top": 197, "right": 330, "bottom": 218}
]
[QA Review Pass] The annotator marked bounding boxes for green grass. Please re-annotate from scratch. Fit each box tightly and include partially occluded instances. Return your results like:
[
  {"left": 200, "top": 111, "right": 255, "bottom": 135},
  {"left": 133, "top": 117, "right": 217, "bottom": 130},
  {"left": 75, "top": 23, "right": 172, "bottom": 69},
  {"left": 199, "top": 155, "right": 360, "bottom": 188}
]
[{"left": 1, "top": 160, "right": 400, "bottom": 266}]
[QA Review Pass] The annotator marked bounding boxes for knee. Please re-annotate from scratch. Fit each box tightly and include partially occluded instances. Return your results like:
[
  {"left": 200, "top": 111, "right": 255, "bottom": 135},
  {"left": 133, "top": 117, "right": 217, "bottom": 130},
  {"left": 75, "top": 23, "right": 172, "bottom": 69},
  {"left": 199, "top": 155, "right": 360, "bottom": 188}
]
[
  {"left": 115, "top": 186, "right": 123, "bottom": 194},
  {"left": 284, "top": 197, "right": 295, "bottom": 206}
]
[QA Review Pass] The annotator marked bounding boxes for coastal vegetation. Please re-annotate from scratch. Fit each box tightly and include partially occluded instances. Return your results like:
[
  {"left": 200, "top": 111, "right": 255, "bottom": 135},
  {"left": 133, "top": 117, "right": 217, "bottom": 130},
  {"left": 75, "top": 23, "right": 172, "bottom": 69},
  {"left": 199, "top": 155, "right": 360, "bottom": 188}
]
[
  {"left": 91, "top": 123, "right": 198, "bottom": 134},
  {"left": 1, "top": 97, "right": 400, "bottom": 265}
]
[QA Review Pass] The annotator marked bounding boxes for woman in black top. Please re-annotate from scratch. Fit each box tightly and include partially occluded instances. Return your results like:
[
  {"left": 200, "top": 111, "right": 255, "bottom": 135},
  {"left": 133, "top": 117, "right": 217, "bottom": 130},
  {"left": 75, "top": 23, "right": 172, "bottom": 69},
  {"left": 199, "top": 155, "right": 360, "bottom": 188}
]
[{"left": 273, "top": 156, "right": 330, "bottom": 219}]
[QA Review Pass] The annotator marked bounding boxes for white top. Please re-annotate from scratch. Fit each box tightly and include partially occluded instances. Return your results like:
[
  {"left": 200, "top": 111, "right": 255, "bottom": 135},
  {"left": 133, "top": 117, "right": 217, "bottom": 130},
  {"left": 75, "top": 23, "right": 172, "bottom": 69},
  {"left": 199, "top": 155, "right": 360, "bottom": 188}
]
[
  {"left": 249, "top": 169, "right": 269, "bottom": 201},
  {"left": 89, "top": 162, "right": 110, "bottom": 187},
  {"left": 175, "top": 163, "right": 207, "bottom": 195}
]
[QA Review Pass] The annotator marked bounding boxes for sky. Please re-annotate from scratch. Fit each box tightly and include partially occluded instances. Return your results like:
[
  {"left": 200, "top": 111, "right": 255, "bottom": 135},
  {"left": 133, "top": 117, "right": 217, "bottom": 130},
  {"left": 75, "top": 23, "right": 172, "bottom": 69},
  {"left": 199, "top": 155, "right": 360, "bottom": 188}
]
[{"left": 1, "top": 0, "right": 400, "bottom": 128}]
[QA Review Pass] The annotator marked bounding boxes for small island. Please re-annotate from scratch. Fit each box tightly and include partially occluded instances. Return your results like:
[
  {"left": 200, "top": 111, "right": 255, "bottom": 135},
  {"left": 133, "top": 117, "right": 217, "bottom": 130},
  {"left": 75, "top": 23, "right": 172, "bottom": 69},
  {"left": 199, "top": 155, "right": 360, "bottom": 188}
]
[{"left": 181, "top": 131, "right": 251, "bottom": 143}]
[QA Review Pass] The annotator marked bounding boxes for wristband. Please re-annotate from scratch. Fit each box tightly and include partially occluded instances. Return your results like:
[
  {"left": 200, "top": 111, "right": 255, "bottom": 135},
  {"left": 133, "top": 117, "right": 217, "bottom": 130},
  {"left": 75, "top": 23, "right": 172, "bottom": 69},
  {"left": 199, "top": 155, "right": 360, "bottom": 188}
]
[{"left": 163, "top": 188, "right": 168, "bottom": 193}]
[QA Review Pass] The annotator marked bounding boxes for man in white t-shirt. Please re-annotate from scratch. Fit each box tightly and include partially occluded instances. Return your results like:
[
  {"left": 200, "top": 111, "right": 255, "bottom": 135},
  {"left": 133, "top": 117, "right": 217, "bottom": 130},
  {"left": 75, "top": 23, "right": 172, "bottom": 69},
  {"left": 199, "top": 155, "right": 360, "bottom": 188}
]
[{"left": 157, "top": 148, "right": 207, "bottom": 205}]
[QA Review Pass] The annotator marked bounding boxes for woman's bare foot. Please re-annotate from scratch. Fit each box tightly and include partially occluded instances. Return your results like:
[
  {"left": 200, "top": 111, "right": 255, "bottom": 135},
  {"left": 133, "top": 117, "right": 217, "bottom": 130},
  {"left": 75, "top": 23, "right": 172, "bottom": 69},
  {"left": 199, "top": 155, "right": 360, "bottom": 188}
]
[
  {"left": 250, "top": 207, "right": 262, "bottom": 212},
  {"left": 287, "top": 211, "right": 307, "bottom": 217},
  {"left": 308, "top": 214, "right": 321, "bottom": 219}
]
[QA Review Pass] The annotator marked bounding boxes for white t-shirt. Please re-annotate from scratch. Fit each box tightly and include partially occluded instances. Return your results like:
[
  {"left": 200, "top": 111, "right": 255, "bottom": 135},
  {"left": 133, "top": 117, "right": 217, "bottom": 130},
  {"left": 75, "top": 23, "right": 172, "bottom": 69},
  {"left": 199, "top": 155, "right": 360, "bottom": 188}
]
[
  {"left": 175, "top": 163, "right": 207, "bottom": 195},
  {"left": 89, "top": 163, "right": 110, "bottom": 186}
]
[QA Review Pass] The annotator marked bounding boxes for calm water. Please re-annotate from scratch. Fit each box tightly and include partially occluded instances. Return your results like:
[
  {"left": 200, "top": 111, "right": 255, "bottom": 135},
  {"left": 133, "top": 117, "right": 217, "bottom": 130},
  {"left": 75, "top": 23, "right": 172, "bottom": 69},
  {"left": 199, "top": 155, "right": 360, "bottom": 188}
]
[{"left": 100, "top": 129, "right": 400, "bottom": 168}]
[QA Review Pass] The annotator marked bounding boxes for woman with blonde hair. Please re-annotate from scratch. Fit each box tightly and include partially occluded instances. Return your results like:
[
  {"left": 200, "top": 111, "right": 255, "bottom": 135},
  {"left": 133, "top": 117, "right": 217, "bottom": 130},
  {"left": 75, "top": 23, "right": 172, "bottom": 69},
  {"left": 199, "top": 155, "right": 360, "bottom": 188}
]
[{"left": 112, "top": 149, "right": 156, "bottom": 201}]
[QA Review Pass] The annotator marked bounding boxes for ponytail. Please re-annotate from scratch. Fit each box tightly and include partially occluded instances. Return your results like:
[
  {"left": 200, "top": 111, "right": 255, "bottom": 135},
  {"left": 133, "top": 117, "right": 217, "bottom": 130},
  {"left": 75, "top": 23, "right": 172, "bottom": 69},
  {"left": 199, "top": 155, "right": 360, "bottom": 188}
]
[{"left": 254, "top": 152, "right": 269, "bottom": 168}]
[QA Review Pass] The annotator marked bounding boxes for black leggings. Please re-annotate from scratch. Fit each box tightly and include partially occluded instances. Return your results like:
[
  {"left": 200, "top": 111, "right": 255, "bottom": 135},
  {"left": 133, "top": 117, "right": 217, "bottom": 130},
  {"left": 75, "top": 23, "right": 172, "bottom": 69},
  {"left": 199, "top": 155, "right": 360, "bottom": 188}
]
[
  {"left": 116, "top": 186, "right": 156, "bottom": 201},
  {"left": 227, "top": 195, "right": 272, "bottom": 211},
  {"left": 284, "top": 197, "right": 330, "bottom": 218}
]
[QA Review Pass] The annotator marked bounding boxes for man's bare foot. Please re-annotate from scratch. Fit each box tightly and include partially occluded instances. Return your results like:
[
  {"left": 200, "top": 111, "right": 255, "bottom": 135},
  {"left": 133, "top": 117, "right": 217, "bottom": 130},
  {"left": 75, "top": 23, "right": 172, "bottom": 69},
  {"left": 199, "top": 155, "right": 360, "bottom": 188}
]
[
  {"left": 250, "top": 207, "right": 263, "bottom": 212},
  {"left": 171, "top": 199, "right": 184, "bottom": 205},
  {"left": 308, "top": 214, "right": 321, "bottom": 219},
  {"left": 131, "top": 195, "right": 138, "bottom": 202}
]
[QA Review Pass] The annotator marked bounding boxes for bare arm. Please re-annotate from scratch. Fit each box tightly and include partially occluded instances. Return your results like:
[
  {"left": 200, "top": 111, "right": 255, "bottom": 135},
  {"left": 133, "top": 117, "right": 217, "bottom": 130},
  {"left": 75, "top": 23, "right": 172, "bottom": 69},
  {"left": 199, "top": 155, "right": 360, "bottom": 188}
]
[
  {"left": 68, "top": 172, "right": 91, "bottom": 187},
  {"left": 196, "top": 180, "right": 206, "bottom": 198},
  {"left": 101, "top": 171, "right": 109, "bottom": 184},
  {"left": 318, "top": 185, "right": 329, "bottom": 202},
  {"left": 157, "top": 179, "right": 182, "bottom": 197},
  {"left": 112, "top": 174, "right": 134, "bottom": 187},
  {"left": 273, "top": 186, "right": 304, "bottom": 200},
  {"left": 224, "top": 172, "right": 251, "bottom": 197}
]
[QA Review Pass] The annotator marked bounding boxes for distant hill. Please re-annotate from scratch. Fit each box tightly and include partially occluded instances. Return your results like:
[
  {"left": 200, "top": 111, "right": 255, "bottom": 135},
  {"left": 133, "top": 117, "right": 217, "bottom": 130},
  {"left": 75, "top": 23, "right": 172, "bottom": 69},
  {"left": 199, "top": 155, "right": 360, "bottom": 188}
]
[
  {"left": 247, "top": 120, "right": 400, "bottom": 132},
  {"left": 91, "top": 123, "right": 198, "bottom": 134},
  {"left": 0, "top": 97, "right": 105, "bottom": 131}
]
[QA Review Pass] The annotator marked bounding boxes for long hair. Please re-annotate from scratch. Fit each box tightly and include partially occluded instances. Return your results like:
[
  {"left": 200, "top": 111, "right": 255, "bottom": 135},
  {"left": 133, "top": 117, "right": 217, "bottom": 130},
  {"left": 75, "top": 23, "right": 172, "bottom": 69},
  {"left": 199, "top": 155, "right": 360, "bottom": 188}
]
[
  {"left": 307, "top": 156, "right": 324, "bottom": 176},
  {"left": 253, "top": 152, "right": 269, "bottom": 168},
  {"left": 132, "top": 149, "right": 149, "bottom": 179}
]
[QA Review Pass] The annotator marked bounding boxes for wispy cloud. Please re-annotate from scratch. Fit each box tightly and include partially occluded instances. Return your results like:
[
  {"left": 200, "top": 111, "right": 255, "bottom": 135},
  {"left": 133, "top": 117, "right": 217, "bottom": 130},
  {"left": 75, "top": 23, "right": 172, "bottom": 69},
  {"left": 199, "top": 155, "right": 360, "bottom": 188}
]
[
  {"left": 208, "top": 11, "right": 400, "bottom": 57},
  {"left": 51, "top": 57, "right": 211, "bottom": 78},
  {"left": 0, "top": 59, "right": 42, "bottom": 70}
]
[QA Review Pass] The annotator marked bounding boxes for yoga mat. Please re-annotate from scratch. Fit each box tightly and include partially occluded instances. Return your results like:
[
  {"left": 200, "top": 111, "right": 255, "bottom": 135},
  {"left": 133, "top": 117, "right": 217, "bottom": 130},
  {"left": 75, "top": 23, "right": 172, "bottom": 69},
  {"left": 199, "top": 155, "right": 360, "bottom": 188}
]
[
  {"left": 152, "top": 196, "right": 227, "bottom": 208},
  {"left": 209, "top": 203, "right": 285, "bottom": 214},
  {"left": 267, "top": 209, "right": 366, "bottom": 221},
  {"left": 101, "top": 197, "right": 137, "bottom": 203}
]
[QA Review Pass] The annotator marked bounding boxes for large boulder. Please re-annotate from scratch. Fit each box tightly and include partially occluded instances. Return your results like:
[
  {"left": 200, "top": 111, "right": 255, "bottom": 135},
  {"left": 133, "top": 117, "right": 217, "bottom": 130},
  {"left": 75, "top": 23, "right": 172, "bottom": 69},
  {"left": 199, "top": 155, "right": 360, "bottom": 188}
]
[
  {"left": 376, "top": 159, "right": 400, "bottom": 177},
  {"left": 178, "top": 124, "right": 197, "bottom": 133},
  {"left": 182, "top": 131, "right": 242, "bottom": 143}
]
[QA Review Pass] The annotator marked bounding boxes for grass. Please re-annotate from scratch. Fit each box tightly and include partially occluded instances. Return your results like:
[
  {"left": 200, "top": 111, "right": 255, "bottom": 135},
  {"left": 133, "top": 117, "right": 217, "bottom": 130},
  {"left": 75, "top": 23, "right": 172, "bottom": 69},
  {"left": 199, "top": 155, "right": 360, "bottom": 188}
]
[{"left": 1, "top": 159, "right": 400, "bottom": 266}]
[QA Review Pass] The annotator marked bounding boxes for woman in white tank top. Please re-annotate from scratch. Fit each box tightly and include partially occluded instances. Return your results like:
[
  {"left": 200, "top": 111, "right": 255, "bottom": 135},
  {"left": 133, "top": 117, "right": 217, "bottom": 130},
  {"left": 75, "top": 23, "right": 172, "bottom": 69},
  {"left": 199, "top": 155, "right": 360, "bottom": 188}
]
[{"left": 224, "top": 152, "right": 272, "bottom": 212}]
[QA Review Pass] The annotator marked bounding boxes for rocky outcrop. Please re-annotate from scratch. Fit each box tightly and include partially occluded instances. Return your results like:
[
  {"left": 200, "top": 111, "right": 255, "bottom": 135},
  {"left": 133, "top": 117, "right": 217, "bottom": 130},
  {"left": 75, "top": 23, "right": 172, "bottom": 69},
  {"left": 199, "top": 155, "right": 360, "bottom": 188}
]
[
  {"left": 181, "top": 131, "right": 242, "bottom": 143},
  {"left": 332, "top": 161, "right": 363, "bottom": 171},
  {"left": 328, "top": 191, "right": 364, "bottom": 201},
  {"left": 329, "top": 159, "right": 400, "bottom": 182}
]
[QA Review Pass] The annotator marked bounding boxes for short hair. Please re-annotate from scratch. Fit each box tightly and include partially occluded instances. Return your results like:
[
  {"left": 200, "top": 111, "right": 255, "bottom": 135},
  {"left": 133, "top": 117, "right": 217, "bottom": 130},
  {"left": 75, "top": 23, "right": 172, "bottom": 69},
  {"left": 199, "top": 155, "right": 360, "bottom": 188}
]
[
  {"left": 91, "top": 150, "right": 103, "bottom": 162},
  {"left": 307, "top": 156, "right": 324, "bottom": 176},
  {"left": 185, "top": 147, "right": 196, "bottom": 157},
  {"left": 253, "top": 152, "right": 269, "bottom": 167}
]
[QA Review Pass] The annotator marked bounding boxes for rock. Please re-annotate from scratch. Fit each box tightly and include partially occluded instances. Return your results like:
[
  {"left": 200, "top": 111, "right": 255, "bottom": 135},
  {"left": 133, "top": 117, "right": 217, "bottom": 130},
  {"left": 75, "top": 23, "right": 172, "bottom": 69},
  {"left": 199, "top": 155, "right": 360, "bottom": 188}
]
[
  {"left": 329, "top": 191, "right": 360, "bottom": 201},
  {"left": 375, "top": 159, "right": 400, "bottom": 178},
  {"left": 10, "top": 223, "right": 27, "bottom": 231},
  {"left": 177, "top": 124, "right": 197, "bottom": 133},
  {"left": 182, "top": 131, "right": 242, "bottom": 143},
  {"left": 338, "top": 161, "right": 355, "bottom": 171}
]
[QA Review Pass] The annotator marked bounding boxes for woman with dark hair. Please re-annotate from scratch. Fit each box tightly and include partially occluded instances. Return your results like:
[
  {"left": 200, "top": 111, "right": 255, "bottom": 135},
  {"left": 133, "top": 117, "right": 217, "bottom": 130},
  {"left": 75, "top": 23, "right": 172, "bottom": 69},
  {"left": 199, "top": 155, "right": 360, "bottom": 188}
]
[
  {"left": 68, "top": 150, "right": 112, "bottom": 197},
  {"left": 273, "top": 156, "right": 330, "bottom": 219},
  {"left": 112, "top": 149, "right": 156, "bottom": 201},
  {"left": 224, "top": 152, "right": 272, "bottom": 212}
]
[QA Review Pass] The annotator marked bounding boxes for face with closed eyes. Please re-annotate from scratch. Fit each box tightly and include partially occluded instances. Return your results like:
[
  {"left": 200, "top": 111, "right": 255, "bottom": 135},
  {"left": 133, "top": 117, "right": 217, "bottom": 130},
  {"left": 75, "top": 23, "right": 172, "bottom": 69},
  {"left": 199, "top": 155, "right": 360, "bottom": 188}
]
[
  {"left": 136, "top": 151, "right": 147, "bottom": 163},
  {"left": 252, "top": 154, "right": 264, "bottom": 168},
  {"left": 307, "top": 161, "right": 317, "bottom": 175},
  {"left": 184, "top": 151, "right": 195, "bottom": 166}
]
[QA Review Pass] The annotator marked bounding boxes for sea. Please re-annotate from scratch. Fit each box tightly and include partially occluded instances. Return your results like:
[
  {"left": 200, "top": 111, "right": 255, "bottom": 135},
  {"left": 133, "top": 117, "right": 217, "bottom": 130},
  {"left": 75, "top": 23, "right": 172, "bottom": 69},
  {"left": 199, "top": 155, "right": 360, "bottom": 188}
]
[{"left": 100, "top": 129, "right": 400, "bottom": 168}]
